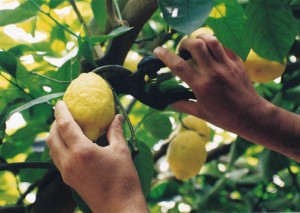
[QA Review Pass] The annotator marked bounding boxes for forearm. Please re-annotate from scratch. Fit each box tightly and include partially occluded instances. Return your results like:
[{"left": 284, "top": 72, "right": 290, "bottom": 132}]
[{"left": 237, "top": 98, "right": 300, "bottom": 162}]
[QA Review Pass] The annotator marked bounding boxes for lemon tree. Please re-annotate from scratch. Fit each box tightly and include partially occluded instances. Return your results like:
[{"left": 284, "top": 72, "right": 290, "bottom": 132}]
[{"left": 0, "top": 0, "right": 300, "bottom": 212}]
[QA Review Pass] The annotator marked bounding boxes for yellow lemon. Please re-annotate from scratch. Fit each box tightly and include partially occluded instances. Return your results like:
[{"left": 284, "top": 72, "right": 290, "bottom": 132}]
[
  {"left": 167, "top": 130, "right": 207, "bottom": 180},
  {"left": 243, "top": 49, "right": 286, "bottom": 83},
  {"left": 190, "top": 26, "right": 214, "bottom": 38},
  {"left": 123, "top": 51, "right": 143, "bottom": 72},
  {"left": 63, "top": 72, "right": 115, "bottom": 141},
  {"left": 179, "top": 115, "right": 211, "bottom": 142}
]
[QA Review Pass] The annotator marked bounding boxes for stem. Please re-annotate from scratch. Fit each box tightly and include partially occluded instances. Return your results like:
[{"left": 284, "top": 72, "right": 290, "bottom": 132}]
[
  {"left": 109, "top": 85, "right": 139, "bottom": 157},
  {"left": 28, "top": 0, "right": 78, "bottom": 38},
  {"left": 0, "top": 162, "right": 56, "bottom": 171},
  {"left": 69, "top": 0, "right": 90, "bottom": 35},
  {"left": 0, "top": 73, "right": 35, "bottom": 100},
  {"left": 113, "top": 0, "right": 122, "bottom": 20},
  {"left": 30, "top": 72, "right": 71, "bottom": 84}
]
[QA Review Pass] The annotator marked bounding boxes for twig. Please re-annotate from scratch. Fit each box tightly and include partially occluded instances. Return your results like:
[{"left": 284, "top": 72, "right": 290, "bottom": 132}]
[
  {"left": 0, "top": 73, "right": 35, "bottom": 100},
  {"left": 30, "top": 72, "right": 71, "bottom": 84},
  {"left": 69, "top": 0, "right": 90, "bottom": 35},
  {"left": 28, "top": 0, "right": 78, "bottom": 38},
  {"left": 0, "top": 162, "right": 56, "bottom": 171}
]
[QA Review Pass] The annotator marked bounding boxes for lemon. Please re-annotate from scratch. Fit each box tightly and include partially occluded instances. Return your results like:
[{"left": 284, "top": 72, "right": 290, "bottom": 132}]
[
  {"left": 167, "top": 130, "right": 207, "bottom": 180},
  {"left": 63, "top": 72, "right": 115, "bottom": 141},
  {"left": 179, "top": 115, "right": 211, "bottom": 142},
  {"left": 243, "top": 49, "right": 286, "bottom": 83},
  {"left": 189, "top": 26, "right": 214, "bottom": 38},
  {"left": 123, "top": 51, "right": 142, "bottom": 72}
]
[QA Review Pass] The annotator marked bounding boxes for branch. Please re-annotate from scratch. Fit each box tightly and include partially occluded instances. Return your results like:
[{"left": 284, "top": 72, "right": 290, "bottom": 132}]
[
  {"left": 81, "top": 0, "right": 158, "bottom": 71},
  {"left": 0, "top": 162, "right": 56, "bottom": 171}
]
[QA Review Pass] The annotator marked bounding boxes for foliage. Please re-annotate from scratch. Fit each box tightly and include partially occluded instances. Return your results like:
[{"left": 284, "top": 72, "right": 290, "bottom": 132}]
[{"left": 0, "top": 0, "right": 300, "bottom": 212}]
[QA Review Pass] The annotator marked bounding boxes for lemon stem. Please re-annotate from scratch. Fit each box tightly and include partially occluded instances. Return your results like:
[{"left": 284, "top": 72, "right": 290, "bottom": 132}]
[{"left": 110, "top": 86, "right": 139, "bottom": 158}]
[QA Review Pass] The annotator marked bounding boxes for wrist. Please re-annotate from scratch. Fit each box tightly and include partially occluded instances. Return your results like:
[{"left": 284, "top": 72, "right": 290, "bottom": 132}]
[{"left": 91, "top": 184, "right": 148, "bottom": 213}]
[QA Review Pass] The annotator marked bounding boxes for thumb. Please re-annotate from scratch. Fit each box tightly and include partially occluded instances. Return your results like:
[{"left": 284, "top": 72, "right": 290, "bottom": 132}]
[{"left": 106, "top": 114, "right": 127, "bottom": 148}]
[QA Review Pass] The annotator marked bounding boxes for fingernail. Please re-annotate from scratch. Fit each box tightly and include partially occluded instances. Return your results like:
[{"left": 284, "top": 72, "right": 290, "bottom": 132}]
[{"left": 117, "top": 114, "right": 125, "bottom": 123}]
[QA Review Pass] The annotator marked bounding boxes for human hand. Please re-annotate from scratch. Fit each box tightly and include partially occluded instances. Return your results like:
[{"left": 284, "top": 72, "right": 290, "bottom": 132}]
[
  {"left": 46, "top": 101, "right": 148, "bottom": 213},
  {"left": 154, "top": 34, "right": 269, "bottom": 133}
]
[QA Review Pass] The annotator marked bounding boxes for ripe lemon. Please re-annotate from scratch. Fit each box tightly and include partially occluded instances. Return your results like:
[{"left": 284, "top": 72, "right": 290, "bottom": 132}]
[
  {"left": 63, "top": 72, "right": 115, "bottom": 141},
  {"left": 167, "top": 130, "right": 207, "bottom": 180},
  {"left": 243, "top": 49, "right": 286, "bottom": 83},
  {"left": 123, "top": 51, "right": 142, "bottom": 72},
  {"left": 179, "top": 115, "right": 211, "bottom": 142}
]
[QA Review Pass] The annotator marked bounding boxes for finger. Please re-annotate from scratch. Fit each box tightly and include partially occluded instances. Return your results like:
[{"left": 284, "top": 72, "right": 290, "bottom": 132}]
[
  {"left": 46, "top": 122, "right": 68, "bottom": 169},
  {"left": 171, "top": 100, "right": 201, "bottom": 118},
  {"left": 196, "top": 34, "right": 228, "bottom": 64},
  {"left": 54, "top": 101, "right": 89, "bottom": 148},
  {"left": 106, "top": 114, "right": 127, "bottom": 149},
  {"left": 178, "top": 38, "right": 214, "bottom": 69},
  {"left": 224, "top": 47, "right": 239, "bottom": 61},
  {"left": 154, "top": 47, "right": 198, "bottom": 84}
]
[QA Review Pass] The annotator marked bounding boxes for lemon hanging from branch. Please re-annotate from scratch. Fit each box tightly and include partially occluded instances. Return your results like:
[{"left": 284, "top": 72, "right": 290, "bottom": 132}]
[
  {"left": 63, "top": 72, "right": 115, "bottom": 141},
  {"left": 167, "top": 130, "right": 207, "bottom": 181}
]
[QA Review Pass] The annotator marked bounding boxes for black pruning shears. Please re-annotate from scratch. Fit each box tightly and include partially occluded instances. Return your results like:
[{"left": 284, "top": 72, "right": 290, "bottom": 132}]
[{"left": 92, "top": 50, "right": 196, "bottom": 110}]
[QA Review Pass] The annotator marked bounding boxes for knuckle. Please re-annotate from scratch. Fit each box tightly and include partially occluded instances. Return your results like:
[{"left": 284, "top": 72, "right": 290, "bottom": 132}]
[
  {"left": 57, "top": 119, "right": 72, "bottom": 134},
  {"left": 72, "top": 146, "right": 94, "bottom": 165},
  {"left": 172, "top": 60, "right": 188, "bottom": 73}
]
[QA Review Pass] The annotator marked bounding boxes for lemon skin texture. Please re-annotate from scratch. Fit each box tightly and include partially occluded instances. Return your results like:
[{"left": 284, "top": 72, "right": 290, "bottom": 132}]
[
  {"left": 167, "top": 130, "right": 207, "bottom": 181},
  {"left": 243, "top": 49, "right": 286, "bottom": 83},
  {"left": 179, "top": 115, "right": 211, "bottom": 142},
  {"left": 63, "top": 72, "right": 115, "bottom": 141}
]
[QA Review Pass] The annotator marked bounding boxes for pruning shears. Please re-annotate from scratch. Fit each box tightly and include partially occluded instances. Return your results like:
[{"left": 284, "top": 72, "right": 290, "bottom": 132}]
[{"left": 92, "top": 51, "right": 196, "bottom": 110}]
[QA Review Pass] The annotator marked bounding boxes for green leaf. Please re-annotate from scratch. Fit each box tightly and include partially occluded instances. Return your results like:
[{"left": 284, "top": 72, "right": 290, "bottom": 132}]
[
  {"left": 0, "top": 51, "right": 18, "bottom": 78},
  {"left": 8, "top": 45, "right": 35, "bottom": 58},
  {"left": 258, "top": 149, "right": 286, "bottom": 180},
  {"left": 206, "top": 0, "right": 250, "bottom": 61},
  {"left": 90, "top": 26, "right": 133, "bottom": 45},
  {"left": 245, "top": 0, "right": 297, "bottom": 63},
  {"left": 41, "top": 145, "right": 51, "bottom": 162},
  {"left": 91, "top": 0, "right": 107, "bottom": 32},
  {"left": 143, "top": 112, "right": 172, "bottom": 139},
  {"left": 0, "top": 1, "right": 39, "bottom": 26},
  {"left": 8, "top": 92, "right": 64, "bottom": 118},
  {"left": 158, "top": 0, "right": 214, "bottom": 34},
  {"left": 134, "top": 142, "right": 154, "bottom": 198},
  {"left": 149, "top": 179, "right": 180, "bottom": 200},
  {"left": 19, "top": 152, "right": 47, "bottom": 183},
  {"left": 78, "top": 37, "right": 97, "bottom": 67},
  {"left": 228, "top": 137, "right": 252, "bottom": 167}
]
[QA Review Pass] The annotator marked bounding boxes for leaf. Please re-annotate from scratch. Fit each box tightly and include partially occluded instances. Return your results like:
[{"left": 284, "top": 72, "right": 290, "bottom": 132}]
[
  {"left": 227, "top": 137, "right": 252, "bottom": 167},
  {"left": 258, "top": 149, "right": 286, "bottom": 180},
  {"left": 0, "top": 51, "right": 18, "bottom": 78},
  {"left": 206, "top": 0, "right": 250, "bottom": 61},
  {"left": 90, "top": 26, "right": 133, "bottom": 45},
  {"left": 78, "top": 37, "right": 97, "bottom": 67},
  {"left": 8, "top": 92, "right": 64, "bottom": 118},
  {"left": 149, "top": 179, "right": 180, "bottom": 201},
  {"left": 143, "top": 112, "right": 172, "bottom": 139},
  {"left": 245, "top": 0, "right": 297, "bottom": 63},
  {"left": 158, "top": 0, "right": 214, "bottom": 34},
  {"left": 19, "top": 152, "right": 47, "bottom": 183},
  {"left": 0, "top": 1, "right": 39, "bottom": 26},
  {"left": 91, "top": 0, "right": 107, "bottom": 32},
  {"left": 134, "top": 142, "right": 154, "bottom": 198}
]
